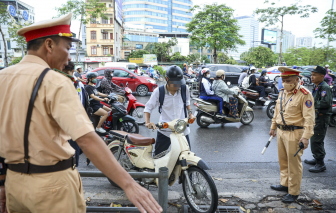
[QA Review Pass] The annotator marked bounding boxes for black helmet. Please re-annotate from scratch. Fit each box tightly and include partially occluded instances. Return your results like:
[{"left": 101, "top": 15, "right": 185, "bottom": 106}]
[
  {"left": 86, "top": 72, "right": 98, "bottom": 79},
  {"left": 165, "top": 65, "right": 185, "bottom": 85}
]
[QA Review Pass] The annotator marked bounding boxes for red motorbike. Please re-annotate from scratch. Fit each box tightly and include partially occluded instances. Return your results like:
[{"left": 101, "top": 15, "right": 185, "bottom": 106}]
[{"left": 123, "top": 83, "right": 146, "bottom": 125}]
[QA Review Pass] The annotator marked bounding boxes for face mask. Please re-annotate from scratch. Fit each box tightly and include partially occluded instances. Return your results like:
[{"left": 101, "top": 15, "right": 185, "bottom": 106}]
[
  {"left": 206, "top": 74, "right": 210, "bottom": 78},
  {"left": 282, "top": 82, "right": 296, "bottom": 91},
  {"left": 91, "top": 79, "right": 97, "bottom": 84}
]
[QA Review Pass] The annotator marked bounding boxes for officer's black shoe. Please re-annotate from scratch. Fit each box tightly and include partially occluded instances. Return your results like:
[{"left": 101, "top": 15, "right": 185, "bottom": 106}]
[
  {"left": 282, "top": 194, "right": 299, "bottom": 203},
  {"left": 309, "top": 160, "right": 326, "bottom": 173},
  {"left": 270, "top": 184, "right": 288, "bottom": 192},
  {"left": 304, "top": 158, "right": 316, "bottom": 165}
]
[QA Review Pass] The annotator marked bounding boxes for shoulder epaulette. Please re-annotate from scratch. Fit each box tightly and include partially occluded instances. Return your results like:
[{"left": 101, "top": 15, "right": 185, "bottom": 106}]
[{"left": 300, "top": 87, "right": 309, "bottom": 95}]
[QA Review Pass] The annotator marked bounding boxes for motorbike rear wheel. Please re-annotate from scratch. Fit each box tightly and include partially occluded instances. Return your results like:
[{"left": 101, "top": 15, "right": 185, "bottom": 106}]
[
  {"left": 108, "top": 147, "right": 132, "bottom": 188},
  {"left": 329, "top": 114, "right": 336, "bottom": 127},
  {"left": 196, "top": 113, "right": 210, "bottom": 128},
  {"left": 240, "top": 111, "right": 254, "bottom": 125},
  {"left": 117, "top": 120, "right": 139, "bottom": 133},
  {"left": 266, "top": 102, "right": 276, "bottom": 119},
  {"left": 182, "top": 166, "right": 218, "bottom": 213}
]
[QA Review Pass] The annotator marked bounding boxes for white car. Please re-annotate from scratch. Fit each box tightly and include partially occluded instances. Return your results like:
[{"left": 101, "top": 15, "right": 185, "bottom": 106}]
[{"left": 266, "top": 66, "right": 287, "bottom": 82}]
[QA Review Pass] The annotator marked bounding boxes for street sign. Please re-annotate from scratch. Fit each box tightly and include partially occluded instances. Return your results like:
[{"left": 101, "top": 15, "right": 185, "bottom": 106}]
[
  {"left": 8, "top": 5, "right": 16, "bottom": 17},
  {"left": 22, "top": 10, "right": 28, "bottom": 21},
  {"left": 129, "top": 58, "right": 143, "bottom": 63}
]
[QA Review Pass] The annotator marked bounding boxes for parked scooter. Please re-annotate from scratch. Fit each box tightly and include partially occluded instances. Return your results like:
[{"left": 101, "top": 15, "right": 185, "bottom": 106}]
[
  {"left": 240, "top": 84, "right": 277, "bottom": 107},
  {"left": 186, "top": 77, "right": 199, "bottom": 98},
  {"left": 107, "top": 118, "right": 218, "bottom": 213},
  {"left": 265, "top": 93, "right": 279, "bottom": 119},
  {"left": 329, "top": 99, "right": 336, "bottom": 127},
  {"left": 193, "top": 88, "right": 254, "bottom": 127}
]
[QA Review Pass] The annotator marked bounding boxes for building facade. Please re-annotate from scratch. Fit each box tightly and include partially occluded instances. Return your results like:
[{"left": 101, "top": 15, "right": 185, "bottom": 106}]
[
  {"left": 0, "top": 0, "right": 35, "bottom": 66},
  {"left": 230, "top": 16, "right": 259, "bottom": 60},
  {"left": 85, "top": 0, "right": 123, "bottom": 69},
  {"left": 122, "top": 0, "right": 193, "bottom": 33},
  {"left": 296, "top": 37, "right": 312, "bottom": 48},
  {"left": 270, "top": 28, "right": 295, "bottom": 54}
]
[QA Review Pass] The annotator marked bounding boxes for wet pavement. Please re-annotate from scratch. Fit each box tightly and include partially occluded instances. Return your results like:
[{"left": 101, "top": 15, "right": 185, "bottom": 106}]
[{"left": 80, "top": 84, "right": 336, "bottom": 212}]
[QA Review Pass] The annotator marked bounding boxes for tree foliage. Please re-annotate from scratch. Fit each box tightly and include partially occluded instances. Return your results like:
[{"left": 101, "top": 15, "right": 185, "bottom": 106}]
[
  {"left": 186, "top": 3, "right": 245, "bottom": 64},
  {"left": 9, "top": 56, "right": 22, "bottom": 66},
  {"left": 254, "top": 1, "right": 317, "bottom": 64},
  {"left": 144, "top": 38, "right": 177, "bottom": 62},
  {"left": 240, "top": 46, "right": 277, "bottom": 67},
  {"left": 314, "top": 9, "right": 336, "bottom": 42},
  {"left": 129, "top": 50, "right": 149, "bottom": 59},
  {"left": 8, "top": 21, "right": 31, "bottom": 52},
  {"left": 0, "top": 2, "right": 10, "bottom": 67},
  {"left": 169, "top": 52, "right": 187, "bottom": 62},
  {"left": 217, "top": 52, "right": 236, "bottom": 64}
]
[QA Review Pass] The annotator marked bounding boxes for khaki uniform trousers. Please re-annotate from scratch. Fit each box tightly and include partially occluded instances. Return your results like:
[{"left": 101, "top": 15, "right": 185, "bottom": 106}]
[
  {"left": 277, "top": 128, "right": 304, "bottom": 195},
  {"left": 5, "top": 168, "right": 85, "bottom": 213}
]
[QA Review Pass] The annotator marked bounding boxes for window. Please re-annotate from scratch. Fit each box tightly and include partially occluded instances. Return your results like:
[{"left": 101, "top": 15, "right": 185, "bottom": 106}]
[
  {"left": 102, "top": 32, "right": 108, "bottom": 39},
  {"left": 91, "top": 31, "right": 96, "bottom": 40},
  {"left": 116, "top": 47, "right": 118, "bottom": 56},
  {"left": 110, "top": 33, "right": 113, "bottom": 40},
  {"left": 91, "top": 17, "right": 96, "bottom": 24},
  {"left": 91, "top": 46, "right": 97, "bottom": 55},
  {"left": 85, "top": 39, "right": 86, "bottom": 45},
  {"left": 136, "top": 44, "right": 143, "bottom": 49},
  {"left": 103, "top": 46, "right": 109, "bottom": 55},
  {"left": 102, "top": 17, "right": 108, "bottom": 24},
  {"left": 7, "top": 41, "right": 11, "bottom": 50},
  {"left": 116, "top": 33, "right": 118, "bottom": 42},
  {"left": 114, "top": 70, "right": 129, "bottom": 77},
  {"left": 110, "top": 18, "right": 113, "bottom": 24},
  {"left": 207, "top": 49, "right": 210, "bottom": 53},
  {"left": 110, "top": 48, "right": 113, "bottom": 55},
  {"left": 97, "top": 70, "right": 105, "bottom": 76},
  {"left": 207, "top": 55, "right": 211, "bottom": 59},
  {"left": 209, "top": 66, "right": 217, "bottom": 71}
]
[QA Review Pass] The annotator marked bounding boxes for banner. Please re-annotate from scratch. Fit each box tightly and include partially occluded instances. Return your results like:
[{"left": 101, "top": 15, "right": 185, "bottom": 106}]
[
  {"left": 129, "top": 58, "right": 143, "bottom": 63},
  {"left": 143, "top": 54, "right": 157, "bottom": 65},
  {"left": 84, "top": 57, "right": 112, "bottom": 62}
]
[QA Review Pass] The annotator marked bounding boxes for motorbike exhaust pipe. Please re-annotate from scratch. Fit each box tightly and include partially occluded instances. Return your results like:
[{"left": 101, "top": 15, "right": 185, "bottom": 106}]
[{"left": 200, "top": 116, "right": 215, "bottom": 123}]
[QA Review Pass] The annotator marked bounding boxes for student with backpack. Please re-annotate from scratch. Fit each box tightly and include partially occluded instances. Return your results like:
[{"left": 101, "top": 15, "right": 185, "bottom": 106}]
[
  {"left": 242, "top": 66, "right": 267, "bottom": 101},
  {"left": 144, "top": 65, "right": 195, "bottom": 155}
]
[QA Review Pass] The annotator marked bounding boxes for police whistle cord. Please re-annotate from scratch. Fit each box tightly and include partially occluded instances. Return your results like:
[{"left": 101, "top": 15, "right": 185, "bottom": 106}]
[
  {"left": 261, "top": 135, "right": 274, "bottom": 155},
  {"left": 294, "top": 142, "right": 304, "bottom": 157}
]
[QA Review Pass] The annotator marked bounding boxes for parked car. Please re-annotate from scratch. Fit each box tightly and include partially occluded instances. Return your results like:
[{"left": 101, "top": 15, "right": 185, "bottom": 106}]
[{"left": 82, "top": 67, "right": 157, "bottom": 96}]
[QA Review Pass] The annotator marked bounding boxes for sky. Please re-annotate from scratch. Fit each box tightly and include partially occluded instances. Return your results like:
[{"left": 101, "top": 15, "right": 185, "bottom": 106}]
[{"left": 22, "top": 0, "right": 336, "bottom": 47}]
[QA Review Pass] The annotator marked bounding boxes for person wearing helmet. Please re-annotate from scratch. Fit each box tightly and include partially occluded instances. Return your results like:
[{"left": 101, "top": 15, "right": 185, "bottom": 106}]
[
  {"left": 144, "top": 65, "right": 195, "bottom": 155},
  {"left": 259, "top": 69, "right": 278, "bottom": 93},
  {"left": 84, "top": 72, "right": 111, "bottom": 134},
  {"left": 238, "top": 68, "right": 248, "bottom": 85},
  {"left": 248, "top": 67, "right": 267, "bottom": 101},
  {"left": 101, "top": 69, "right": 126, "bottom": 103},
  {"left": 199, "top": 68, "right": 224, "bottom": 117},
  {"left": 74, "top": 65, "right": 86, "bottom": 83},
  {"left": 324, "top": 64, "right": 333, "bottom": 85},
  {"left": 188, "top": 64, "right": 195, "bottom": 76},
  {"left": 213, "top": 70, "right": 239, "bottom": 118}
]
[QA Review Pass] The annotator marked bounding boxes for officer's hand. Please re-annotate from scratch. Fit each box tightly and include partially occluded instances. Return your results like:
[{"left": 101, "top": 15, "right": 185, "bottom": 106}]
[
  {"left": 145, "top": 122, "right": 157, "bottom": 130},
  {"left": 0, "top": 186, "right": 7, "bottom": 213},
  {"left": 299, "top": 138, "right": 309, "bottom": 150},
  {"left": 124, "top": 182, "right": 162, "bottom": 213},
  {"left": 269, "top": 129, "right": 276, "bottom": 137}
]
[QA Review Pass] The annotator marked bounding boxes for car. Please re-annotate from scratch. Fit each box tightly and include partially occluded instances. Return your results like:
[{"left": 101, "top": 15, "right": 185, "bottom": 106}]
[
  {"left": 82, "top": 67, "right": 157, "bottom": 96},
  {"left": 266, "top": 66, "right": 291, "bottom": 82}
]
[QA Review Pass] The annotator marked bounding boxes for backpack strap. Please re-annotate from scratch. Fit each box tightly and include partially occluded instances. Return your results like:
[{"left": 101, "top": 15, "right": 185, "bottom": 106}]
[
  {"left": 180, "top": 84, "right": 187, "bottom": 118},
  {"left": 158, "top": 85, "right": 165, "bottom": 113}
]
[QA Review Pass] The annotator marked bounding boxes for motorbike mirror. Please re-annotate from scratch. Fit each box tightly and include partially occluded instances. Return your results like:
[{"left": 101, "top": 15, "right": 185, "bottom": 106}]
[
  {"left": 227, "top": 81, "right": 231, "bottom": 86},
  {"left": 120, "top": 83, "right": 124, "bottom": 87},
  {"left": 162, "top": 123, "right": 169, "bottom": 129},
  {"left": 188, "top": 118, "right": 195, "bottom": 124},
  {"left": 126, "top": 82, "right": 129, "bottom": 86}
]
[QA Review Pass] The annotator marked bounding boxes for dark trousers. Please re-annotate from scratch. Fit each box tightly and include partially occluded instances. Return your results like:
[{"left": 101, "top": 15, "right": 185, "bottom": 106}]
[
  {"left": 155, "top": 132, "right": 190, "bottom": 155},
  {"left": 200, "top": 95, "right": 224, "bottom": 114},
  {"left": 249, "top": 85, "right": 266, "bottom": 97},
  {"left": 69, "top": 139, "right": 82, "bottom": 167},
  {"left": 310, "top": 116, "right": 330, "bottom": 161}
]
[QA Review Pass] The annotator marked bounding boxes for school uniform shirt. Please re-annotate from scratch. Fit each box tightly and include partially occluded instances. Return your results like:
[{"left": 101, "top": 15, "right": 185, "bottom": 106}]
[
  {"left": 73, "top": 76, "right": 86, "bottom": 107},
  {"left": 144, "top": 85, "right": 191, "bottom": 137}
]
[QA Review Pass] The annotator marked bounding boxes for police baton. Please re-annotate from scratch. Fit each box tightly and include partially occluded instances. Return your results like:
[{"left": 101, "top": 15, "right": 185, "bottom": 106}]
[
  {"left": 294, "top": 142, "right": 304, "bottom": 157},
  {"left": 261, "top": 135, "right": 274, "bottom": 155}
]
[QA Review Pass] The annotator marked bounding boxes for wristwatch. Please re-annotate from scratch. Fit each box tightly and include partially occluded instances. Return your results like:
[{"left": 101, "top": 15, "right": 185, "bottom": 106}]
[
  {"left": 0, "top": 179, "right": 5, "bottom": 186},
  {"left": 188, "top": 109, "right": 193, "bottom": 115}
]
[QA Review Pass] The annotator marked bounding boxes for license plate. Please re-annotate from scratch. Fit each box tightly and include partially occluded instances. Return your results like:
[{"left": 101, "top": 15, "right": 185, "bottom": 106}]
[
  {"left": 194, "top": 111, "right": 198, "bottom": 116},
  {"left": 265, "top": 100, "right": 270, "bottom": 106}
]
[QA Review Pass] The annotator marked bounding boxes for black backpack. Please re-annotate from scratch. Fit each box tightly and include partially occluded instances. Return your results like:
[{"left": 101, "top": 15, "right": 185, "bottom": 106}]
[{"left": 158, "top": 84, "right": 187, "bottom": 119}]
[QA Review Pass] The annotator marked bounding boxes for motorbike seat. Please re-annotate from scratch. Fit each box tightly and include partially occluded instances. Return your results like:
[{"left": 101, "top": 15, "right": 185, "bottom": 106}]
[{"left": 127, "top": 134, "right": 155, "bottom": 146}]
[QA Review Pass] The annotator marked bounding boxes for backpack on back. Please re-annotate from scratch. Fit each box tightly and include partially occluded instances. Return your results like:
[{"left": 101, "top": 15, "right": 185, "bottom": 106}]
[{"left": 242, "top": 74, "right": 253, "bottom": 89}]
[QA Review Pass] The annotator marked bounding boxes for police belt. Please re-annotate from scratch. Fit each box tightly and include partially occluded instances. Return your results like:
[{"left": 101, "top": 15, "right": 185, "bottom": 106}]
[
  {"left": 8, "top": 156, "right": 76, "bottom": 174},
  {"left": 277, "top": 124, "right": 304, "bottom": 131}
]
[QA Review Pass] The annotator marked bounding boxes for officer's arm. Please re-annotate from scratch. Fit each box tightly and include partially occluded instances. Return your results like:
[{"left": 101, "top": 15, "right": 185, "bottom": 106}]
[
  {"left": 315, "top": 87, "right": 333, "bottom": 109},
  {"left": 271, "top": 99, "right": 279, "bottom": 130},
  {"left": 302, "top": 94, "right": 315, "bottom": 139}
]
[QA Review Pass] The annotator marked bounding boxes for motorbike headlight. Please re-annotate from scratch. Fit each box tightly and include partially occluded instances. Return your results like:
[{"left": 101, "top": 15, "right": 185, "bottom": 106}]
[
  {"left": 174, "top": 119, "right": 187, "bottom": 134},
  {"left": 147, "top": 79, "right": 156, "bottom": 84}
]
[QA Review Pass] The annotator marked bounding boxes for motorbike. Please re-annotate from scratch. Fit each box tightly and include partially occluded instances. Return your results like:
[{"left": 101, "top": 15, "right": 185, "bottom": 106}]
[
  {"left": 329, "top": 99, "right": 336, "bottom": 127},
  {"left": 265, "top": 93, "right": 279, "bottom": 119},
  {"left": 193, "top": 88, "right": 254, "bottom": 127},
  {"left": 186, "top": 77, "right": 199, "bottom": 98},
  {"left": 107, "top": 118, "right": 218, "bottom": 213}
]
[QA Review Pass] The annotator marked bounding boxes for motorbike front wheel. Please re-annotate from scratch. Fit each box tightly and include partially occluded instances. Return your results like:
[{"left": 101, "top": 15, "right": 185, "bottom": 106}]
[
  {"left": 108, "top": 147, "right": 132, "bottom": 188},
  {"left": 182, "top": 166, "right": 218, "bottom": 213},
  {"left": 240, "top": 111, "right": 254, "bottom": 125},
  {"left": 266, "top": 102, "right": 276, "bottom": 119},
  {"left": 130, "top": 106, "right": 145, "bottom": 125},
  {"left": 117, "top": 120, "right": 139, "bottom": 133}
]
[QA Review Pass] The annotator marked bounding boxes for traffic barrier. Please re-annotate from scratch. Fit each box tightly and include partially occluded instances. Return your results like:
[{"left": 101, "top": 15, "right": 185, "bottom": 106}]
[{"left": 80, "top": 167, "right": 169, "bottom": 213}]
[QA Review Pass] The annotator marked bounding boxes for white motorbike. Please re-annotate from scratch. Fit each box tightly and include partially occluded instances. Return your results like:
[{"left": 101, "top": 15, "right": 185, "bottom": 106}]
[{"left": 107, "top": 118, "right": 218, "bottom": 213}]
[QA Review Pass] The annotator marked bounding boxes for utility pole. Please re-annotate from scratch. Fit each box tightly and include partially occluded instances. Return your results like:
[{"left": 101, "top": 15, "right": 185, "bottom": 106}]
[{"left": 327, "top": 0, "right": 334, "bottom": 61}]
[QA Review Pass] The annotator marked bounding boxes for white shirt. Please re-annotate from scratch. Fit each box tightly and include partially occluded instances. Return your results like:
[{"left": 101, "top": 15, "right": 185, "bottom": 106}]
[
  {"left": 73, "top": 76, "right": 85, "bottom": 104},
  {"left": 202, "top": 78, "right": 214, "bottom": 95},
  {"left": 144, "top": 85, "right": 191, "bottom": 137}
]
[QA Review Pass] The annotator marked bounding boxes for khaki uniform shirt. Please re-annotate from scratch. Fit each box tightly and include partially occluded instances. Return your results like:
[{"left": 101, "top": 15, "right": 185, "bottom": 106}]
[
  {"left": 271, "top": 84, "right": 315, "bottom": 139},
  {"left": 0, "top": 55, "right": 94, "bottom": 165}
]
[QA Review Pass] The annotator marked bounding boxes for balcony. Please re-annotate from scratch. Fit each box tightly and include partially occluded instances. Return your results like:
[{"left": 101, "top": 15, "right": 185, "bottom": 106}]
[{"left": 87, "top": 23, "right": 114, "bottom": 28}]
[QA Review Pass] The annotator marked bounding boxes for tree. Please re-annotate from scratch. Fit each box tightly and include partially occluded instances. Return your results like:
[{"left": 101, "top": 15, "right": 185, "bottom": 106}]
[
  {"left": 255, "top": 1, "right": 317, "bottom": 65},
  {"left": 186, "top": 3, "right": 245, "bottom": 64},
  {"left": 9, "top": 56, "right": 22, "bottom": 65},
  {"left": 129, "top": 50, "right": 149, "bottom": 59},
  {"left": 56, "top": 0, "right": 107, "bottom": 65},
  {"left": 0, "top": 2, "right": 10, "bottom": 67},
  {"left": 169, "top": 52, "right": 187, "bottom": 62},
  {"left": 7, "top": 21, "right": 30, "bottom": 55},
  {"left": 144, "top": 38, "right": 177, "bottom": 62},
  {"left": 314, "top": 9, "right": 336, "bottom": 42},
  {"left": 240, "top": 46, "right": 277, "bottom": 67}
]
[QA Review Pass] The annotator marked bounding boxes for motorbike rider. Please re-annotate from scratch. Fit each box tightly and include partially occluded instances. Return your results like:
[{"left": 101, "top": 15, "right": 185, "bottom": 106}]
[
  {"left": 259, "top": 70, "right": 279, "bottom": 94},
  {"left": 84, "top": 72, "right": 112, "bottom": 133},
  {"left": 213, "top": 70, "right": 240, "bottom": 118},
  {"left": 144, "top": 65, "right": 195, "bottom": 155},
  {"left": 183, "top": 63, "right": 191, "bottom": 79},
  {"left": 100, "top": 69, "right": 126, "bottom": 103},
  {"left": 248, "top": 66, "right": 267, "bottom": 101},
  {"left": 238, "top": 68, "right": 248, "bottom": 85},
  {"left": 74, "top": 65, "right": 86, "bottom": 83},
  {"left": 188, "top": 64, "right": 195, "bottom": 76},
  {"left": 199, "top": 68, "right": 225, "bottom": 118}
]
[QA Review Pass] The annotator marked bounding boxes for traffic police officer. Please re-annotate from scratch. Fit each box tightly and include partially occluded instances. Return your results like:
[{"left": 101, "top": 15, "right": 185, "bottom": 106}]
[
  {"left": 269, "top": 67, "right": 315, "bottom": 203},
  {"left": 0, "top": 13, "right": 162, "bottom": 213},
  {"left": 304, "top": 66, "right": 333, "bottom": 173}
]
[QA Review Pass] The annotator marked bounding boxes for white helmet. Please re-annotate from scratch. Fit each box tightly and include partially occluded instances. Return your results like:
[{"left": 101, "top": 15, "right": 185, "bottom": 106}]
[
  {"left": 250, "top": 66, "right": 256, "bottom": 71},
  {"left": 325, "top": 64, "right": 330, "bottom": 68}
]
